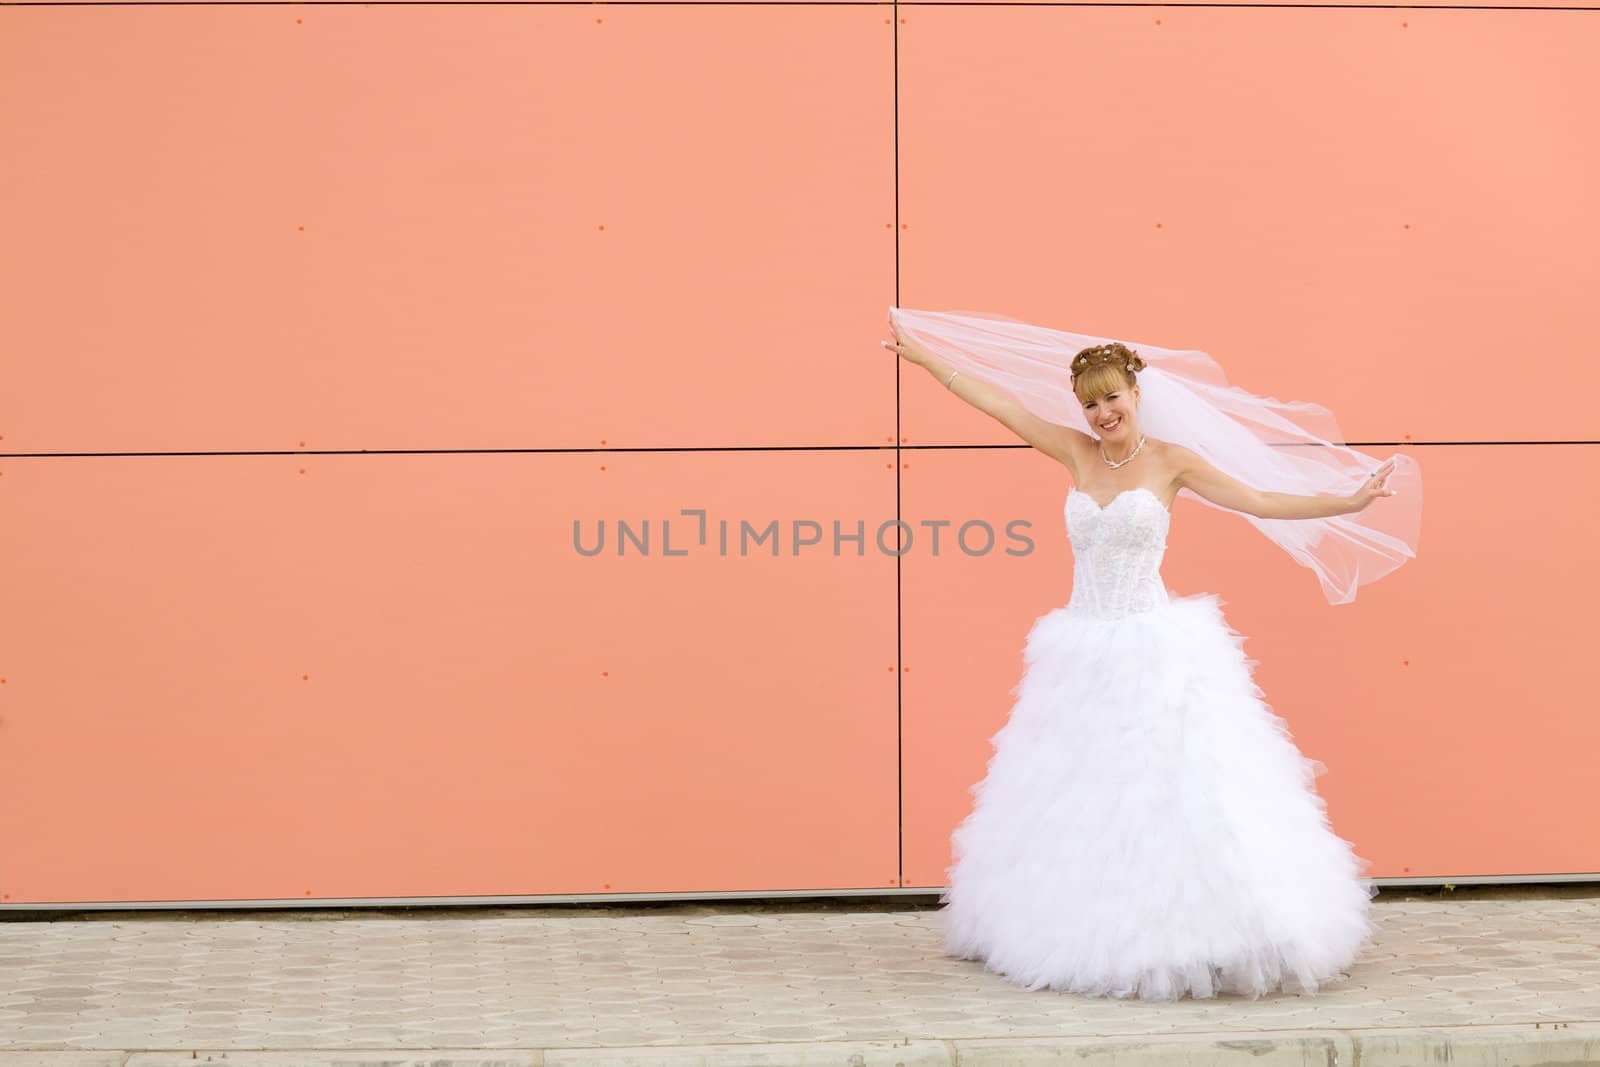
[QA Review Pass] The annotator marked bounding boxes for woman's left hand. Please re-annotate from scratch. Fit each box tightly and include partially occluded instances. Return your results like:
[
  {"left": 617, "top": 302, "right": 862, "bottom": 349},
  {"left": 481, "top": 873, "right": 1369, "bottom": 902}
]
[{"left": 1347, "top": 457, "right": 1399, "bottom": 512}]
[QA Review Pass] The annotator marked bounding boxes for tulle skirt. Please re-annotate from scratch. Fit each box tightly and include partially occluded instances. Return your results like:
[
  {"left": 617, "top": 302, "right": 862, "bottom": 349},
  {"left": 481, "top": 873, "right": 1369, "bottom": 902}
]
[{"left": 939, "top": 591, "right": 1378, "bottom": 1000}]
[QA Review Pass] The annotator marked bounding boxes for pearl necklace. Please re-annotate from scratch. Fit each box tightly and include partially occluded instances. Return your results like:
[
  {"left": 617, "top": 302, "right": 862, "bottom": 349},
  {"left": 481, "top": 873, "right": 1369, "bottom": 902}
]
[{"left": 1100, "top": 433, "right": 1147, "bottom": 469}]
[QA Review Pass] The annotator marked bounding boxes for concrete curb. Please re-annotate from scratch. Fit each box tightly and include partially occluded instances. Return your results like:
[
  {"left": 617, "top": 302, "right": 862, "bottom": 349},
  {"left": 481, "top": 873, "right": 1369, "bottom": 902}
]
[{"left": 0, "top": 1023, "right": 1595, "bottom": 1067}]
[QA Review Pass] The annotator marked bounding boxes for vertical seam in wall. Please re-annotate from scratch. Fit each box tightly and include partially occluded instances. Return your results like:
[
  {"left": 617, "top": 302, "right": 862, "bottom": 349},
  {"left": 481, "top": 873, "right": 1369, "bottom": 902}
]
[{"left": 892, "top": 0, "right": 904, "bottom": 891}]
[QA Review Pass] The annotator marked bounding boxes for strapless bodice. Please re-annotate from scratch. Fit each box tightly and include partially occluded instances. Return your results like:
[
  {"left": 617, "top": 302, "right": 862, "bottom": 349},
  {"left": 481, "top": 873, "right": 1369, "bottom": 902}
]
[{"left": 1065, "top": 487, "right": 1172, "bottom": 619}]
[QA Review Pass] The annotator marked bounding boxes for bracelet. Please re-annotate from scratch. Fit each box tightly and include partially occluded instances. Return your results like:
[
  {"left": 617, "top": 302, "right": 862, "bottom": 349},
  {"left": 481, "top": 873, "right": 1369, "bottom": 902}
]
[{"left": 945, "top": 369, "right": 960, "bottom": 389}]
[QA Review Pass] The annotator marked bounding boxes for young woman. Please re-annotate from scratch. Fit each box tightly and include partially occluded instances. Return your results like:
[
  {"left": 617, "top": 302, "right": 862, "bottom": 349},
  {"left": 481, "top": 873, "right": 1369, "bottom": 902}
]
[{"left": 883, "top": 308, "right": 1416, "bottom": 1001}]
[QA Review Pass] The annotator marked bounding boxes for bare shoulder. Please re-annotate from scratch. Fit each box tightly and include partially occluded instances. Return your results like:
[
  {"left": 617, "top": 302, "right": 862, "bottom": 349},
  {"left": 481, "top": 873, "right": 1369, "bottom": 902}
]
[
  {"left": 1147, "top": 439, "right": 1193, "bottom": 494},
  {"left": 991, "top": 402, "right": 1095, "bottom": 478},
  {"left": 1153, "top": 439, "right": 1196, "bottom": 471},
  {"left": 1150, "top": 439, "right": 1268, "bottom": 515}
]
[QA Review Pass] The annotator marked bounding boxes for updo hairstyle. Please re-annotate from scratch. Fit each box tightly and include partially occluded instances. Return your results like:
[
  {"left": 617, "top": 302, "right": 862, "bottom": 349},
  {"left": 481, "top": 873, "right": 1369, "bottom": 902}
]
[{"left": 1070, "top": 342, "right": 1147, "bottom": 405}]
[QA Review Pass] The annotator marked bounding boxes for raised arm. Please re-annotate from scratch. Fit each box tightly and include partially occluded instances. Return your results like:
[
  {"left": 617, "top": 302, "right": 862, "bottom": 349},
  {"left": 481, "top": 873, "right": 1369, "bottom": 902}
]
[
  {"left": 1171, "top": 443, "right": 1392, "bottom": 519},
  {"left": 883, "top": 332, "right": 1090, "bottom": 472}
]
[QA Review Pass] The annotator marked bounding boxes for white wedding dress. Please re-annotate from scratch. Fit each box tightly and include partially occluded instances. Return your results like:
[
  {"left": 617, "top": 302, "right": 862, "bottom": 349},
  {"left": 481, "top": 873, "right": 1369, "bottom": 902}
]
[{"left": 939, "top": 486, "right": 1378, "bottom": 1000}]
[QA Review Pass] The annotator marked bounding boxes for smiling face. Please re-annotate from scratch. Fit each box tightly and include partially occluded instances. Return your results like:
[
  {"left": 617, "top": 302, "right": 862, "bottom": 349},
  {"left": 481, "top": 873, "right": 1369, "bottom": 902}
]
[
  {"left": 1082, "top": 384, "right": 1140, "bottom": 442},
  {"left": 1071, "top": 344, "right": 1145, "bottom": 444}
]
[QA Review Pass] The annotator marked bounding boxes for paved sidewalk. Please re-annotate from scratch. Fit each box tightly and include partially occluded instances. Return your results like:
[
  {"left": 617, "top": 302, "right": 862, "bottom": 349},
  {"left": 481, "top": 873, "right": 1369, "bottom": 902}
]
[{"left": 1, "top": 884, "right": 1598, "bottom": 1065}]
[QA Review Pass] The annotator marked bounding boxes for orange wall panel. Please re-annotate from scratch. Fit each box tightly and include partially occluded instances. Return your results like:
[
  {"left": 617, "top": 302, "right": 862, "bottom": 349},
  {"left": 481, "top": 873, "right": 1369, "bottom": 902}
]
[
  {"left": 1, "top": 0, "right": 1595, "bottom": 906},
  {"left": 0, "top": 5, "right": 895, "bottom": 453},
  {"left": 1, "top": 0, "right": 1581, "bottom": 9},
  {"left": 0, "top": 452, "right": 900, "bottom": 904},
  {"left": 896, "top": 6, "right": 1600, "bottom": 445},
  {"left": 903, "top": 442, "right": 1600, "bottom": 886}
]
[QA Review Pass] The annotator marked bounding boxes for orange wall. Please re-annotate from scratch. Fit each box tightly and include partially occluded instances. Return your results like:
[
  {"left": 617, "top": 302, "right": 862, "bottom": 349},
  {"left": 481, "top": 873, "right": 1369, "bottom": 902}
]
[{"left": 0, "top": 3, "right": 1595, "bottom": 906}]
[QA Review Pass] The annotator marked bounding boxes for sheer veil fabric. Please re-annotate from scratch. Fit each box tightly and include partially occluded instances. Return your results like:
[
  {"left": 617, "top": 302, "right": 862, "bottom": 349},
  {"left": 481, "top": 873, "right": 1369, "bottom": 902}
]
[{"left": 888, "top": 306, "right": 1422, "bottom": 605}]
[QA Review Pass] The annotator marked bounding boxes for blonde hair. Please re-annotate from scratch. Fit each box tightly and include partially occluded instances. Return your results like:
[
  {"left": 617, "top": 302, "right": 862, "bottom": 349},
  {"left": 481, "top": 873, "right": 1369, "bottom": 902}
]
[{"left": 1071, "top": 342, "right": 1146, "bottom": 405}]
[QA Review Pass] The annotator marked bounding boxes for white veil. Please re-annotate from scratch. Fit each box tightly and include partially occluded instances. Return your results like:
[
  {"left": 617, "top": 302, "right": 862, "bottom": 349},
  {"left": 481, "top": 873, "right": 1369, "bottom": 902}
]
[{"left": 888, "top": 306, "right": 1422, "bottom": 605}]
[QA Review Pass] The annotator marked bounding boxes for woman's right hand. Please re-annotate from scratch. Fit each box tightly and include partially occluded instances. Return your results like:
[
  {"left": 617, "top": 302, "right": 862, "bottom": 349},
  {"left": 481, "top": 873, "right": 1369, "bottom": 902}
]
[{"left": 880, "top": 322, "right": 925, "bottom": 365}]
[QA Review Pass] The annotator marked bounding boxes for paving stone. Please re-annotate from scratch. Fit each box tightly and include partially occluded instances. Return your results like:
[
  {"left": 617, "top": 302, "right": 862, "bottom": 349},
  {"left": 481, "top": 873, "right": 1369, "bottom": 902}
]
[{"left": 0, "top": 895, "right": 1593, "bottom": 1062}]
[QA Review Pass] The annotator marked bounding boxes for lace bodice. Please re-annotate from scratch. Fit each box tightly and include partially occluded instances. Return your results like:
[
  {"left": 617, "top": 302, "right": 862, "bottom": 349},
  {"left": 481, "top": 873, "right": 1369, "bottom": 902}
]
[{"left": 1065, "top": 487, "right": 1172, "bottom": 619}]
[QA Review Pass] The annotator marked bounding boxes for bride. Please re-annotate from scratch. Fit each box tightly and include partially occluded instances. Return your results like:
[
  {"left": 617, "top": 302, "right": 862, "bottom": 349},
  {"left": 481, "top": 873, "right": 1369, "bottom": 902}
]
[{"left": 882, "top": 310, "right": 1413, "bottom": 1001}]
